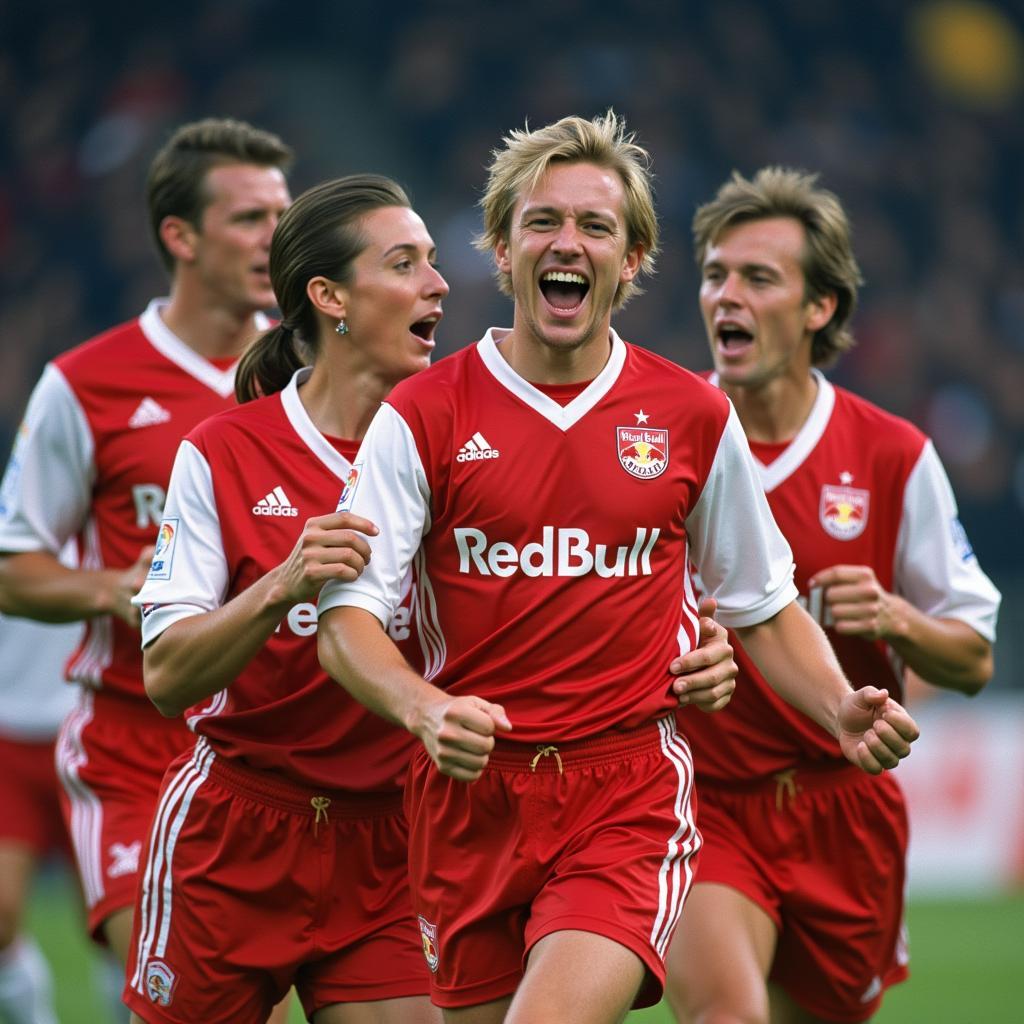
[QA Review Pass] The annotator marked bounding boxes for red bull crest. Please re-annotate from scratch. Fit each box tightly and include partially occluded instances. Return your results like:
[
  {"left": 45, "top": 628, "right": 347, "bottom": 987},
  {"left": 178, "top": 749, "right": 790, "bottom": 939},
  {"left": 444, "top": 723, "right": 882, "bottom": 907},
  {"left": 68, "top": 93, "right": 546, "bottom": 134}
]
[
  {"left": 820, "top": 482, "right": 869, "bottom": 540},
  {"left": 418, "top": 915, "right": 440, "bottom": 973},
  {"left": 617, "top": 426, "right": 669, "bottom": 479}
]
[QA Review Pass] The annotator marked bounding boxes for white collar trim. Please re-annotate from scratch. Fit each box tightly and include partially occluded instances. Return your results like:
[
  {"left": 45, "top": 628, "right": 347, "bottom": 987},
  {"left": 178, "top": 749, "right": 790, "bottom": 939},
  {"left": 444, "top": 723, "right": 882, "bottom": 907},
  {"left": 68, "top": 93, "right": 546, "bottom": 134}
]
[
  {"left": 476, "top": 327, "right": 627, "bottom": 431},
  {"left": 280, "top": 368, "right": 352, "bottom": 479}
]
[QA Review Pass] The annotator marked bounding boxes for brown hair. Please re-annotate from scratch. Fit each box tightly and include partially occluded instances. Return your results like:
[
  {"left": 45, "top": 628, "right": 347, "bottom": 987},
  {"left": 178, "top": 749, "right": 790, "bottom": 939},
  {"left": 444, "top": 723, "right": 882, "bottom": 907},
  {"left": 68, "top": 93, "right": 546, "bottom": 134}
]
[
  {"left": 147, "top": 117, "right": 293, "bottom": 272},
  {"left": 692, "top": 167, "right": 863, "bottom": 366},
  {"left": 235, "top": 174, "right": 411, "bottom": 402},
  {"left": 474, "top": 109, "right": 658, "bottom": 310}
]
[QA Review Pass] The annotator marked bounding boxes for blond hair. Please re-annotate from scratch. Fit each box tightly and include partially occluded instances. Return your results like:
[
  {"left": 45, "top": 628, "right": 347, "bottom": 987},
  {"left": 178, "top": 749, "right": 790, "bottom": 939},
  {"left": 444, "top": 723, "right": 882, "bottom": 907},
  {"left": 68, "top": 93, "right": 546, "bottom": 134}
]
[
  {"left": 693, "top": 167, "right": 863, "bottom": 366},
  {"left": 475, "top": 110, "right": 658, "bottom": 310}
]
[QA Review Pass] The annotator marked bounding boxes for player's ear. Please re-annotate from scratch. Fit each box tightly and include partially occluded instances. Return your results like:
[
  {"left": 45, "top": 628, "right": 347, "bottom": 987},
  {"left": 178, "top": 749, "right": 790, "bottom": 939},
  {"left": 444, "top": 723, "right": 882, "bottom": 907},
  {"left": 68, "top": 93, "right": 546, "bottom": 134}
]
[
  {"left": 806, "top": 291, "right": 838, "bottom": 333},
  {"left": 160, "top": 216, "right": 199, "bottom": 264},
  {"left": 307, "top": 276, "right": 347, "bottom": 322},
  {"left": 620, "top": 242, "right": 645, "bottom": 283},
  {"left": 495, "top": 237, "right": 511, "bottom": 276}
]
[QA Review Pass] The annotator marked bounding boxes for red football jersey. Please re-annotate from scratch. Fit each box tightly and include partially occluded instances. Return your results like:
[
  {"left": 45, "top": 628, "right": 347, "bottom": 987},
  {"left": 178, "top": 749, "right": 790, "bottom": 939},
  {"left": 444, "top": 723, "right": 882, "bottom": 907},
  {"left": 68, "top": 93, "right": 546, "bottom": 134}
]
[
  {"left": 134, "top": 370, "right": 419, "bottom": 792},
  {"left": 0, "top": 300, "right": 242, "bottom": 700},
  {"left": 686, "top": 371, "right": 1001, "bottom": 780},
  {"left": 320, "top": 329, "right": 797, "bottom": 744}
]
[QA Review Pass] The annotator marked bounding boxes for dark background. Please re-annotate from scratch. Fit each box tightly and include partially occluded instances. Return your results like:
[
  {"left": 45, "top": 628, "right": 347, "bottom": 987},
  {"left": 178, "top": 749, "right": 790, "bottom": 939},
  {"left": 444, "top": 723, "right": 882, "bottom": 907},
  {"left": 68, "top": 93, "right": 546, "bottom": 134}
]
[{"left": 2, "top": 0, "right": 1021, "bottom": 681}]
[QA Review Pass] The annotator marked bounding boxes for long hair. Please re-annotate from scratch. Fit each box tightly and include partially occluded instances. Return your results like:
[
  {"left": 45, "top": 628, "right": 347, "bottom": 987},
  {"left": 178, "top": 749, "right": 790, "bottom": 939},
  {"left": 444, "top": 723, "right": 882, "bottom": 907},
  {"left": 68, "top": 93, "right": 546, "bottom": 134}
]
[{"left": 235, "top": 175, "right": 411, "bottom": 402}]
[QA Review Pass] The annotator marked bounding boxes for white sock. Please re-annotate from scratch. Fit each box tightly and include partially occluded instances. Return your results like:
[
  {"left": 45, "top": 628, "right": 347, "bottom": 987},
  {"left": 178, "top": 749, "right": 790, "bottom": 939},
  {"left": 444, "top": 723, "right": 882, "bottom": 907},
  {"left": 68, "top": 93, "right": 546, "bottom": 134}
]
[
  {"left": 94, "top": 953, "right": 130, "bottom": 1024},
  {"left": 0, "top": 936, "right": 59, "bottom": 1024}
]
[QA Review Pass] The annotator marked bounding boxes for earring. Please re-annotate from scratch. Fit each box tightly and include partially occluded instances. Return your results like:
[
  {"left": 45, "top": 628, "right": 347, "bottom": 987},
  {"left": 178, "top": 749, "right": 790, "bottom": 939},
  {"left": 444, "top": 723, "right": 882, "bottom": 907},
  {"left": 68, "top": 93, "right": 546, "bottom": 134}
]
[{"left": 335, "top": 319, "right": 349, "bottom": 335}]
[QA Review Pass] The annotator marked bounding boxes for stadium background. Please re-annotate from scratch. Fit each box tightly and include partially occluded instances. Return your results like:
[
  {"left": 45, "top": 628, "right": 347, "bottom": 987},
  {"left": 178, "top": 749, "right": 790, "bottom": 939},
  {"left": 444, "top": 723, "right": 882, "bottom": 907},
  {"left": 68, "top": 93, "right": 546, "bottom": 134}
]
[{"left": 3, "top": 0, "right": 1022, "bottom": 1020}]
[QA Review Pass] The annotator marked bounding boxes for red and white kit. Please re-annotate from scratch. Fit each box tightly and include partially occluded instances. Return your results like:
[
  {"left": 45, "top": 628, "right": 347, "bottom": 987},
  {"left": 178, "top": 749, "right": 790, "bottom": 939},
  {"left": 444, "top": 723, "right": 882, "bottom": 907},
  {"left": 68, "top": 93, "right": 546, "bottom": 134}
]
[
  {"left": 319, "top": 329, "right": 798, "bottom": 1007},
  {"left": 124, "top": 370, "right": 427, "bottom": 1022},
  {"left": 0, "top": 299, "right": 243, "bottom": 937},
  {"left": 685, "top": 370, "right": 1001, "bottom": 1022}
]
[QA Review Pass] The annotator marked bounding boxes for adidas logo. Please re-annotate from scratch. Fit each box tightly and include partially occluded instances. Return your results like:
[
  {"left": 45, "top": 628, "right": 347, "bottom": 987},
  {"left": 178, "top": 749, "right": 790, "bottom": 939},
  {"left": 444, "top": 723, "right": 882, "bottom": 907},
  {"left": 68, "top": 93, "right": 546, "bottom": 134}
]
[
  {"left": 456, "top": 432, "right": 500, "bottom": 462},
  {"left": 252, "top": 486, "right": 299, "bottom": 517},
  {"left": 129, "top": 397, "right": 171, "bottom": 429}
]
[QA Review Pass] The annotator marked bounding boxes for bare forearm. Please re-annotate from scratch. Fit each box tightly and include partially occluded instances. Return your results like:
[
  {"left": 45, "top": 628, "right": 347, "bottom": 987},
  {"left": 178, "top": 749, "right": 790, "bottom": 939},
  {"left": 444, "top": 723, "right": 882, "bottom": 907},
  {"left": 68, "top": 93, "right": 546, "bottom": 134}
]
[
  {"left": 735, "top": 601, "right": 853, "bottom": 738},
  {"left": 0, "top": 551, "right": 123, "bottom": 622},
  {"left": 883, "top": 601, "right": 992, "bottom": 695},
  {"left": 318, "top": 606, "right": 445, "bottom": 735},
  {"left": 143, "top": 568, "right": 297, "bottom": 717}
]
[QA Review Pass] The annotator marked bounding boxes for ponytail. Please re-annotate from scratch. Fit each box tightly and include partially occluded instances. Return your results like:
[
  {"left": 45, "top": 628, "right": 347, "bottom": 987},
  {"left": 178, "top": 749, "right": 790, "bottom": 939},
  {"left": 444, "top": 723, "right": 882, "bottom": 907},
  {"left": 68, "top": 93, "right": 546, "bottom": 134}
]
[{"left": 234, "top": 324, "right": 307, "bottom": 403}]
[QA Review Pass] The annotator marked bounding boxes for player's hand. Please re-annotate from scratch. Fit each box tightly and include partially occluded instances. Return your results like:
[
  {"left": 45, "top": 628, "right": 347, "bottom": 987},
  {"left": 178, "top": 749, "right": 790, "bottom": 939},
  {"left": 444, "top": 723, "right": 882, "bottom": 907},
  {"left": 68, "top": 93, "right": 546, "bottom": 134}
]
[
  {"left": 836, "top": 686, "right": 920, "bottom": 774},
  {"left": 275, "top": 512, "right": 379, "bottom": 603},
  {"left": 809, "top": 564, "right": 907, "bottom": 642},
  {"left": 669, "top": 596, "right": 737, "bottom": 713},
  {"left": 416, "top": 694, "right": 512, "bottom": 782},
  {"left": 114, "top": 545, "right": 155, "bottom": 629}
]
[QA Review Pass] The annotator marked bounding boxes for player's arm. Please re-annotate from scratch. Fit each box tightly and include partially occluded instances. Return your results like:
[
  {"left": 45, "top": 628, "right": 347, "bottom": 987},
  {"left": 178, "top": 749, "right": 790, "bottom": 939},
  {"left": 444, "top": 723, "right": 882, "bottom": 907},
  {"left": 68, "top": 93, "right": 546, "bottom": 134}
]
[
  {"left": 318, "top": 606, "right": 510, "bottom": 782},
  {"left": 143, "top": 509, "right": 378, "bottom": 717},
  {"left": 736, "top": 600, "right": 918, "bottom": 774},
  {"left": 808, "top": 441, "right": 1000, "bottom": 696},
  {"left": 0, "top": 363, "right": 149, "bottom": 625}
]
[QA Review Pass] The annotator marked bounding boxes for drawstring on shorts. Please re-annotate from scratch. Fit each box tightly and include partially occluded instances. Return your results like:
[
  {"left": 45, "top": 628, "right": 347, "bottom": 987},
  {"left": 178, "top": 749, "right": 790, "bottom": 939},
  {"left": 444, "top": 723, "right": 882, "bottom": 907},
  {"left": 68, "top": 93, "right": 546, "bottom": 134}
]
[
  {"left": 530, "top": 745, "right": 564, "bottom": 774},
  {"left": 311, "top": 796, "right": 331, "bottom": 835},
  {"left": 772, "top": 768, "right": 802, "bottom": 810}
]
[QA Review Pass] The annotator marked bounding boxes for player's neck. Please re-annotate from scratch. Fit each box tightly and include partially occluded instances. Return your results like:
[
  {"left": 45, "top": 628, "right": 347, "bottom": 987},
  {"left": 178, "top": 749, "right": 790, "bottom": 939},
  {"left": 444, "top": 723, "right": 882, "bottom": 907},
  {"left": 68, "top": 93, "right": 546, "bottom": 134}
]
[
  {"left": 498, "top": 325, "right": 611, "bottom": 385},
  {"left": 159, "top": 291, "right": 262, "bottom": 361},
  {"left": 298, "top": 360, "right": 388, "bottom": 442},
  {"left": 724, "top": 371, "right": 818, "bottom": 444}
]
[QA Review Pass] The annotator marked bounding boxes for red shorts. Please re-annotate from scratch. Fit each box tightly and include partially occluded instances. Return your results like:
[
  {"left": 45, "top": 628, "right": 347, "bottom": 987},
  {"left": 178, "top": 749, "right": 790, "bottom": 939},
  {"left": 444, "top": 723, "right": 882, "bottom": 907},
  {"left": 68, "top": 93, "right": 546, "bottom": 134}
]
[
  {"left": 694, "top": 763, "right": 909, "bottom": 1022},
  {"left": 0, "top": 732, "right": 70, "bottom": 858},
  {"left": 405, "top": 716, "right": 699, "bottom": 1010},
  {"left": 124, "top": 737, "right": 428, "bottom": 1024},
  {"left": 54, "top": 688, "right": 193, "bottom": 941}
]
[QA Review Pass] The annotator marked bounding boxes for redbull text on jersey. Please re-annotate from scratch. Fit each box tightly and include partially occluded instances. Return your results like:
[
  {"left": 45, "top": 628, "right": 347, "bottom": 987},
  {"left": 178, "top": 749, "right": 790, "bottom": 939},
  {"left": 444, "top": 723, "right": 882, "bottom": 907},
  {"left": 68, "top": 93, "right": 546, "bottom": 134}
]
[{"left": 454, "top": 526, "right": 660, "bottom": 578}]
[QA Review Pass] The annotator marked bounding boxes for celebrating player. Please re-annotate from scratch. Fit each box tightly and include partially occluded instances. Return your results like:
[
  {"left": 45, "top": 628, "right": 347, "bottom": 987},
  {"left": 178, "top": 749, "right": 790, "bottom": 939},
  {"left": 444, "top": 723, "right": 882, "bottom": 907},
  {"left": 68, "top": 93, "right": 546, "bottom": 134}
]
[
  {"left": 663, "top": 167, "right": 1001, "bottom": 1024},
  {"left": 316, "top": 112, "right": 920, "bottom": 1024},
  {"left": 0, "top": 117, "right": 292, "bottom": 963},
  {"left": 124, "top": 175, "right": 446, "bottom": 1024}
]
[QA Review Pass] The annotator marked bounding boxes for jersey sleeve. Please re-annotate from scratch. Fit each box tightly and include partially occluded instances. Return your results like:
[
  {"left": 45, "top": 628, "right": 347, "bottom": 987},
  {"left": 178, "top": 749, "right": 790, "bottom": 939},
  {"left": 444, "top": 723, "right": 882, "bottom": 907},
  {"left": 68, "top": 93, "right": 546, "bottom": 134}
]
[
  {"left": 318, "top": 402, "right": 431, "bottom": 629},
  {"left": 0, "top": 364, "right": 95, "bottom": 553},
  {"left": 133, "top": 440, "right": 230, "bottom": 647},
  {"left": 686, "top": 403, "right": 798, "bottom": 628},
  {"left": 894, "top": 440, "right": 1001, "bottom": 641}
]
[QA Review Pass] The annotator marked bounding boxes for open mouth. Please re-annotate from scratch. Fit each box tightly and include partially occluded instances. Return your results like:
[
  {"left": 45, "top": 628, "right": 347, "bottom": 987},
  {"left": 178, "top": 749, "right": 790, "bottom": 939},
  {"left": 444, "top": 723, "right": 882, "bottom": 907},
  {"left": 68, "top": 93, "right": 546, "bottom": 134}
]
[
  {"left": 539, "top": 270, "right": 590, "bottom": 311},
  {"left": 717, "top": 325, "right": 754, "bottom": 350},
  {"left": 410, "top": 316, "right": 440, "bottom": 342}
]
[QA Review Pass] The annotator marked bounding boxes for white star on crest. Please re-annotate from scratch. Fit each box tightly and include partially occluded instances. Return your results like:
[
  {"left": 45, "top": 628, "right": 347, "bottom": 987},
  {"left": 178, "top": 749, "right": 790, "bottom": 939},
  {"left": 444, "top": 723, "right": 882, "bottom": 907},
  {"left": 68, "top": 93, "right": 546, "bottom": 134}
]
[
  {"left": 839, "top": 471, "right": 854, "bottom": 485},
  {"left": 634, "top": 409, "right": 650, "bottom": 425}
]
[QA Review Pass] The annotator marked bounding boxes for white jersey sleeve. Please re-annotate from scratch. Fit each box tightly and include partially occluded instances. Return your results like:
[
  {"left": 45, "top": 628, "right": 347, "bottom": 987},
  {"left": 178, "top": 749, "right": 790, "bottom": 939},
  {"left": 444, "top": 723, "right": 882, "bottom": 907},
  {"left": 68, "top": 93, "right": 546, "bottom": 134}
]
[
  {"left": 687, "top": 404, "right": 798, "bottom": 628},
  {"left": 318, "top": 403, "right": 431, "bottom": 629},
  {"left": 895, "top": 440, "right": 1001, "bottom": 641},
  {"left": 133, "top": 440, "right": 230, "bottom": 647},
  {"left": 0, "top": 364, "right": 94, "bottom": 553}
]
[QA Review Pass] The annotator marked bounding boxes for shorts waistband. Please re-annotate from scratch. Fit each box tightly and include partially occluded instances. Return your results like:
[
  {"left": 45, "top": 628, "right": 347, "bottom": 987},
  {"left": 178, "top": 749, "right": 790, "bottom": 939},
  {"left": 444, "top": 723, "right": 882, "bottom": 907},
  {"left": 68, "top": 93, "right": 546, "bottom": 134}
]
[
  {"left": 202, "top": 745, "right": 403, "bottom": 819},
  {"left": 487, "top": 717, "right": 678, "bottom": 774},
  {"left": 698, "top": 760, "right": 865, "bottom": 804}
]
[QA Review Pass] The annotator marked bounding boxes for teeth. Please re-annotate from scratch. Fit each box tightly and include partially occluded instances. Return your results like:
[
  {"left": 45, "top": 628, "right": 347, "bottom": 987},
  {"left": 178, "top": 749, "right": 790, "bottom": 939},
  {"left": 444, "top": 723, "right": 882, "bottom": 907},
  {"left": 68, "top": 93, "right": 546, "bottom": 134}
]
[{"left": 542, "top": 271, "right": 587, "bottom": 285}]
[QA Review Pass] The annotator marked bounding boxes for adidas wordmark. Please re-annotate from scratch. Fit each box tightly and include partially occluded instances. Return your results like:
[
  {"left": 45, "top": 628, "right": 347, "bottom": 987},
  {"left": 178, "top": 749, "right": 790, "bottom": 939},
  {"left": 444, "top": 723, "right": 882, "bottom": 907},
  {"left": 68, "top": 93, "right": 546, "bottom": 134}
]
[
  {"left": 252, "top": 486, "right": 299, "bottom": 517},
  {"left": 457, "top": 432, "right": 500, "bottom": 462}
]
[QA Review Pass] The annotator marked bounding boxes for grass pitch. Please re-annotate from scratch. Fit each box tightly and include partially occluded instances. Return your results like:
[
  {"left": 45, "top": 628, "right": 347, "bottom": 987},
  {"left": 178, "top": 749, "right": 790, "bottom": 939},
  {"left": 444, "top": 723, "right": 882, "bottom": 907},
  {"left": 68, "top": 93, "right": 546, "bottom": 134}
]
[{"left": 27, "top": 865, "right": 1023, "bottom": 1023}]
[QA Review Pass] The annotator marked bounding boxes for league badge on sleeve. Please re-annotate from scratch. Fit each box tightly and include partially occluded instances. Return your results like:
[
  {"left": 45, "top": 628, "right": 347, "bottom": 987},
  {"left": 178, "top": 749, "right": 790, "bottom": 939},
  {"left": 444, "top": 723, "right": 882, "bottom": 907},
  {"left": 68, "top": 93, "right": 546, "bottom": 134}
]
[
  {"left": 617, "top": 425, "right": 669, "bottom": 479},
  {"left": 336, "top": 464, "right": 361, "bottom": 512},
  {"left": 819, "top": 473, "right": 869, "bottom": 540},
  {"left": 147, "top": 517, "right": 179, "bottom": 580}
]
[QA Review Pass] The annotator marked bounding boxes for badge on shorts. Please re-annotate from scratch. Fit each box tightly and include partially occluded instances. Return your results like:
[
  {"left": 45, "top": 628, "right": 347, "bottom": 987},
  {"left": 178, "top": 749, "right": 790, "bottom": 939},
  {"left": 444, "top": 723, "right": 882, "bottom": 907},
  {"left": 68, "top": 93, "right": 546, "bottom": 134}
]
[
  {"left": 145, "top": 960, "right": 178, "bottom": 1007},
  {"left": 418, "top": 915, "right": 440, "bottom": 973}
]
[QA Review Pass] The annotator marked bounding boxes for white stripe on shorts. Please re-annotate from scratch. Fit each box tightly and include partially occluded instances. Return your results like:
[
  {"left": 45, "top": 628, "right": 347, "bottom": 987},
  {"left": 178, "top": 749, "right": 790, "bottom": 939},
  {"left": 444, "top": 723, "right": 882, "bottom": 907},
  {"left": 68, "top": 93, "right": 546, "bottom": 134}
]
[
  {"left": 650, "top": 716, "right": 701, "bottom": 958},
  {"left": 131, "top": 736, "right": 214, "bottom": 993},
  {"left": 54, "top": 689, "right": 105, "bottom": 908}
]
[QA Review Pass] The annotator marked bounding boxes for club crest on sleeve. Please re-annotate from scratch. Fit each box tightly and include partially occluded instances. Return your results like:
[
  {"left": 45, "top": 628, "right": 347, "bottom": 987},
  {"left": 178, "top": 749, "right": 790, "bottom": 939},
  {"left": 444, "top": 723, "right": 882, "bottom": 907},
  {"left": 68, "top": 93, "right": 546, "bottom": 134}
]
[
  {"left": 418, "top": 915, "right": 440, "bottom": 973},
  {"left": 337, "top": 464, "right": 361, "bottom": 511},
  {"left": 617, "top": 426, "right": 669, "bottom": 479},
  {"left": 145, "top": 959, "right": 178, "bottom": 1006},
  {"left": 819, "top": 481, "right": 869, "bottom": 540},
  {"left": 147, "top": 517, "right": 179, "bottom": 580}
]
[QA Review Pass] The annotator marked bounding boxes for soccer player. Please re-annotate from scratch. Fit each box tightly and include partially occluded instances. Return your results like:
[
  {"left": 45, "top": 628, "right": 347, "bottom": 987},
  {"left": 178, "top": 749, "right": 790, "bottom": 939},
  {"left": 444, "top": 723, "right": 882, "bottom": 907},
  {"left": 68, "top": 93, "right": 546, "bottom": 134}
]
[
  {"left": 0, "top": 572, "right": 79, "bottom": 1024},
  {"left": 316, "top": 112, "right": 920, "bottom": 1024},
  {"left": 663, "top": 168, "right": 1001, "bottom": 1024},
  {"left": 123, "top": 175, "right": 445, "bottom": 1024},
  {"left": 0, "top": 117, "right": 292, "bottom": 964}
]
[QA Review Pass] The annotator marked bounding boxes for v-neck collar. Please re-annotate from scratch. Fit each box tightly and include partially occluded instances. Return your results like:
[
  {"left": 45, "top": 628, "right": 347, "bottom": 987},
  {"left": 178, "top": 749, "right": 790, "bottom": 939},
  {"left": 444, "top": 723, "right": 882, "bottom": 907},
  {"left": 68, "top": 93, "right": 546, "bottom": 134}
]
[
  {"left": 280, "top": 368, "right": 352, "bottom": 479},
  {"left": 709, "top": 368, "right": 835, "bottom": 492},
  {"left": 475, "top": 327, "right": 627, "bottom": 431}
]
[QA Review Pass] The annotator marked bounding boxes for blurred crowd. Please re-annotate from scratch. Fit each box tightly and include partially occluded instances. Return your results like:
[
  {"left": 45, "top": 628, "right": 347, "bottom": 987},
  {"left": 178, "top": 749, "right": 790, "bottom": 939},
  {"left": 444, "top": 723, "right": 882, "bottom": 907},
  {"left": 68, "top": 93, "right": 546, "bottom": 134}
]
[{"left": 2, "top": 0, "right": 1021, "bottom": 575}]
